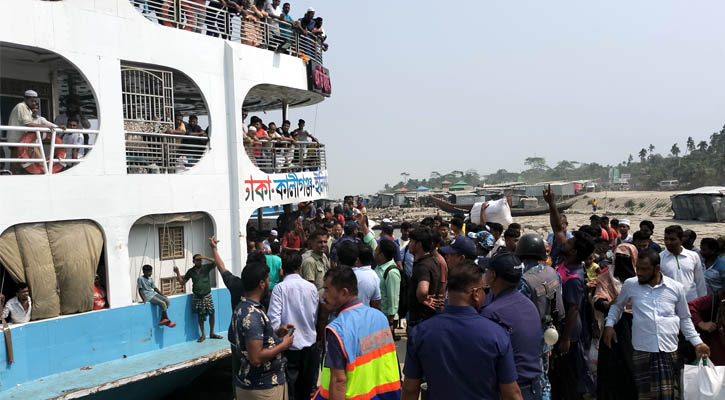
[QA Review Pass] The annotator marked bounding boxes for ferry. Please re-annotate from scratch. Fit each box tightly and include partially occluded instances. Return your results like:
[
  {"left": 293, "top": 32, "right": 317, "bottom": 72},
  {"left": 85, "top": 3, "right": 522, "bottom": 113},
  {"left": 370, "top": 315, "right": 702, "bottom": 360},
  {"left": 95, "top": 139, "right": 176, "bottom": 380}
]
[{"left": 0, "top": 0, "right": 331, "bottom": 398}]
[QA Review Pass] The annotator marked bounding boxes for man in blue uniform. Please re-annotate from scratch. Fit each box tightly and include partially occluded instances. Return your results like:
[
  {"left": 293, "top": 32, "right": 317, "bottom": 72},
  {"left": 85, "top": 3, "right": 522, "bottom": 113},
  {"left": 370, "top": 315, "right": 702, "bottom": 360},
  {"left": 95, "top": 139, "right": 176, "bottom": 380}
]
[
  {"left": 402, "top": 263, "right": 523, "bottom": 400},
  {"left": 481, "top": 253, "right": 544, "bottom": 400}
]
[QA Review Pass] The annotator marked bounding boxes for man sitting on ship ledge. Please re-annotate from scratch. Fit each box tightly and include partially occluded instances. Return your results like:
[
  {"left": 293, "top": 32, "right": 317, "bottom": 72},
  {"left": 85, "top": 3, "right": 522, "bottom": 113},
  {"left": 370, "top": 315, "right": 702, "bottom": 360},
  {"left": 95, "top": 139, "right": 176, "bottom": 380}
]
[
  {"left": 174, "top": 255, "right": 224, "bottom": 342},
  {"left": 0, "top": 283, "right": 32, "bottom": 324}
]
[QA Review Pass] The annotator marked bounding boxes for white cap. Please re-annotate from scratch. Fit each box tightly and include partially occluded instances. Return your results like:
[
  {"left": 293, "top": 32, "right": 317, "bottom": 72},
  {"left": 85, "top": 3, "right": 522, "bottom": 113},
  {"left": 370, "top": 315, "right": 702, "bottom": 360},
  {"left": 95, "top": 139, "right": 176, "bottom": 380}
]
[
  {"left": 619, "top": 219, "right": 631, "bottom": 227},
  {"left": 307, "top": 7, "right": 315, "bottom": 12},
  {"left": 382, "top": 218, "right": 392, "bottom": 224},
  {"left": 248, "top": 126, "right": 257, "bottom": 133},
  {"left": 24, "top": 90, "right": 38, "bottom": 97},
  {"left": 270, "top": 230, "right": 278, "bottom": 236}
]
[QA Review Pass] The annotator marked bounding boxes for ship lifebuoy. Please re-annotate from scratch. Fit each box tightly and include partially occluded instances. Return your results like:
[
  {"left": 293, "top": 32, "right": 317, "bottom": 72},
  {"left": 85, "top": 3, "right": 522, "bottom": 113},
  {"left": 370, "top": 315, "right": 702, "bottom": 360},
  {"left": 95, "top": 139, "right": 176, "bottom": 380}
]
[
  {"left": 160, "top": 0, "right": 194, "bottom": 31},
  {"left": 16, "top": 132, "right": 66, "bottom": 174}
]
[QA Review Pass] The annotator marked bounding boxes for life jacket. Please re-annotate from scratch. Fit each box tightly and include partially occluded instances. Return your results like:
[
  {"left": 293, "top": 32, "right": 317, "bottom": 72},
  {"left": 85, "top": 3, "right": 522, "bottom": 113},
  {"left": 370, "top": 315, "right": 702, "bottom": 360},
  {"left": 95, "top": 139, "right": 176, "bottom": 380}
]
[
  {"left": 521, "top": 264, "right": 564, "bottom": 326},
  {"left": 313, "top": 302, "right": 401, "bottom": 400}
]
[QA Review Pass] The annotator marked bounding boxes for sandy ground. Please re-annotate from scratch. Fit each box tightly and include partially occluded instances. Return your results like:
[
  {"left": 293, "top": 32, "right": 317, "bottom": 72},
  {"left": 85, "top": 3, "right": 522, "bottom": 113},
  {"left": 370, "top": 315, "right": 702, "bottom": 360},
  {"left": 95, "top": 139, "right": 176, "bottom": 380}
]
[{"left": 369, "top": 191, "right": 725, "bottom": 243}]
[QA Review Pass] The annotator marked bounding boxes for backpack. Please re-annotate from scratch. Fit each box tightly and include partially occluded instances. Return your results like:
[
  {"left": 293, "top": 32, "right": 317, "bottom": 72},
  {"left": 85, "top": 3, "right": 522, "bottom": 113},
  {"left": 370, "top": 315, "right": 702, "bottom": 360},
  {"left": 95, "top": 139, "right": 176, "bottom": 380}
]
[
  {"left": 384, "top": 264, "right": 409, "bottom": 319},
  {"left": 521, "top": 265, "right": 564, "bottom": 326}
]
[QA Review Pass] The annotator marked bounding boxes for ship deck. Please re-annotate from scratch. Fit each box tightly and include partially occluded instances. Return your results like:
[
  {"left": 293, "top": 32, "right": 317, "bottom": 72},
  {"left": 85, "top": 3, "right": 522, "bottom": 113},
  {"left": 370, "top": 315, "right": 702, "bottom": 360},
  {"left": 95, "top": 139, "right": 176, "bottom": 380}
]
[{"left": 3, "top": 333, "right": 230, "bottom": 400}]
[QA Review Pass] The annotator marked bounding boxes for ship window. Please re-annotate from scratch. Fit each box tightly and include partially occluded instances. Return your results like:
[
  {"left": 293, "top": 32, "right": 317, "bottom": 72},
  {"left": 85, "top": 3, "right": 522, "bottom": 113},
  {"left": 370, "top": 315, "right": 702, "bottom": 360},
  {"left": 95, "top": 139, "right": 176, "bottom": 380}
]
[
  {"left": 129, "top": 212, "right": 216, "bottom": 302},
  {"left": 159, "top": 226, "right": 185, "bottom": 260},
  {"left": 121, "top": 63, "right": 209, "bottom": 174},
  {"left": 160, "top": 276, "right": 185, "bottom": 296},
  {"left": 1, "top": 43, "right": 100, "bottom": 175}
]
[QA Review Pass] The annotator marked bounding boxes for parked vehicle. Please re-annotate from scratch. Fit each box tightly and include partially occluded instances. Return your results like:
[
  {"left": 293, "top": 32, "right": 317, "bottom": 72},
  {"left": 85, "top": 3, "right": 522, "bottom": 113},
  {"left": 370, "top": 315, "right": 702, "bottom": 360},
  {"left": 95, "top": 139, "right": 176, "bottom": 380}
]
[{"left": 658, "top": 180, "right": 680, "bottom": 190}]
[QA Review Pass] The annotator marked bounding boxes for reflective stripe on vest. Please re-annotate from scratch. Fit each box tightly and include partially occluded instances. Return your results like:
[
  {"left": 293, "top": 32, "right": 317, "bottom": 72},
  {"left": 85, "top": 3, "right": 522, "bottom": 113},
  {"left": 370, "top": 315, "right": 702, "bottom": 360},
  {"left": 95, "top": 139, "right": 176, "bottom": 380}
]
[{"left": 314, "top": 303, "right": 401, "bottom": 400}]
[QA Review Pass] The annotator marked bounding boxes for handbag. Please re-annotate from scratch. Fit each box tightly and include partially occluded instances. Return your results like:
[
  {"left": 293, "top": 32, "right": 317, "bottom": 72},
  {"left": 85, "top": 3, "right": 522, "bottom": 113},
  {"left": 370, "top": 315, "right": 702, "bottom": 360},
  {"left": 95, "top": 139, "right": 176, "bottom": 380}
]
[{"left": 683, "top": 357, "right": 725, "bottom": 400}]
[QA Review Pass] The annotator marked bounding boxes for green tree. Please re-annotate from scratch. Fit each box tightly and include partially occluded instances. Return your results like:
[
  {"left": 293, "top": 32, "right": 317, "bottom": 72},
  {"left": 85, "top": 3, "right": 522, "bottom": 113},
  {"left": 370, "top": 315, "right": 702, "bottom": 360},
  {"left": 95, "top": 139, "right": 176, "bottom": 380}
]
[
  {"left": 627, "top": 154, "right": 633, "bottom": 165},
  {"left": 697, "top": 141, "right": 709, "bottom": 152},
  {"left": 686, "top": 136, "right": 695, "bottom": 154},
  {"left": 648, "top": 144, "right": 655, "bottom": 155},
  {"left": 670, "top": 143, "right": 680, "bottom": 158},
  {"left": 639, "top": 148, "right": 647, "bottom": 163},
  {"left": 524, "top": 157, "right": 548, "bottom": 170},
  {"left": 400, "top": 172, "right": 410, "bottom": 183}
]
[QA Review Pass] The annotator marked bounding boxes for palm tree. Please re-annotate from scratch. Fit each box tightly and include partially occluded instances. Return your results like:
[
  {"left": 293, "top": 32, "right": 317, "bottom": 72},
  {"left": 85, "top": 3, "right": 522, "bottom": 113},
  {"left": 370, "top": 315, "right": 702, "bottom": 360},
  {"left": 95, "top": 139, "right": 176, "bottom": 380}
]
[
  {"left": 670, "top": 143, "right": 681, "bottom": 158},
  {"left": 697, "top": 141, "right": 709, "bottom": 153},
  {"left": 686, "top": 137, "right": 695, "bottom": 154},
  {"left": 400, "top": 172, "right": 410, "bottom": 184},
  {"left": 638, "top": 148, "right": 647, "bottom": 163},
  {"left": 648, "top": 144, "right": 655, "bottom": 155},
  {"left": 627, "top": 154, "right": 633, "bottom": 165}
]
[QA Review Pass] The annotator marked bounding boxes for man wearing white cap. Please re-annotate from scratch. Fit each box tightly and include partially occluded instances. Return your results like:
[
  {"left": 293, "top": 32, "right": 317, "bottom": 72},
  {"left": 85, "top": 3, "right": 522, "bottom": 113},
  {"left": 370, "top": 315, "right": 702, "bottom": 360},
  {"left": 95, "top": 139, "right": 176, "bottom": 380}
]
[
  {"left": 264, "top": 230, "right": 279, "bottom": 254},
  {"left": 298, "top": 8, "right": 316, "bottom": 31},
  {"left": 616, "top": 219, "right": 633, "bottom": 245},
  {"left": 7, "top": 90, "right": 42, "bottom": 143},
  {"left": 6, "top": 90, "right": 58, "bottom": 173}
]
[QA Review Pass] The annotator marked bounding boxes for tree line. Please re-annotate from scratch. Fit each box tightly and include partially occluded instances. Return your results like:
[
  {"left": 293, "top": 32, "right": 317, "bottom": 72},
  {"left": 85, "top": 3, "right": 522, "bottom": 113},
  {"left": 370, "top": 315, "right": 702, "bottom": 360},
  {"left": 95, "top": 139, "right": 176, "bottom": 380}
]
[{"left": 382, "top": 126, "right": 725, "bottom": 192}]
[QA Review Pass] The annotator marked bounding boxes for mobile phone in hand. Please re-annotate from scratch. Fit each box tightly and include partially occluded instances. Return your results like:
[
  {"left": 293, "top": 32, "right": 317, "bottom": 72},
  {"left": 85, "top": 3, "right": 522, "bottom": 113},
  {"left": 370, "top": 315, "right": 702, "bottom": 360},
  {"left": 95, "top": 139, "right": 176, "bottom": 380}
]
[{"left": 287, "top": 327, "right": 295, "bottom": 336}]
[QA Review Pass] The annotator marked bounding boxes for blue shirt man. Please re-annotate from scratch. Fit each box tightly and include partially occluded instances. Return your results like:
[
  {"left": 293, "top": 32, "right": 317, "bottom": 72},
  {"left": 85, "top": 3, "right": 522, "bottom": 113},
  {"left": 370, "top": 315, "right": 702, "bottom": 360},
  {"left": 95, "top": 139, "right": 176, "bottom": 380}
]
[
  {"left": 402, "top": 263, "right": 521, "bottom": 400},
  {"left": 482, "top": 253, "right": 543, "bottom": 399}
]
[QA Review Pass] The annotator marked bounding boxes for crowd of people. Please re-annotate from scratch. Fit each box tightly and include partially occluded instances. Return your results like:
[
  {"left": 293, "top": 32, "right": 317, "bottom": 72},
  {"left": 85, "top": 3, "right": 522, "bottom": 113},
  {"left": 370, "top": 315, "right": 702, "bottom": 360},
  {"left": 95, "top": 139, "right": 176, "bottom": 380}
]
[
  {"left": 134, "top": 0, "right": 328, "bottom": 56},
  {"left": 242, "top": 110, "right": 322, "bottom": 172},
  {"left": 219, "top": 188, "right": 725, "bottom": 400}
]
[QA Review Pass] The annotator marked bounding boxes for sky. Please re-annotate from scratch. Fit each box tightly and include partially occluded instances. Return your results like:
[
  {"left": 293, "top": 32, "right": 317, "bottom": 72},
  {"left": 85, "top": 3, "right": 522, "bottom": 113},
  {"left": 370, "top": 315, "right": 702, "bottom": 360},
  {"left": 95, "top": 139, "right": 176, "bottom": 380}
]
[{"left": 287, "top": 1, "right": 725, "bottom": 198}]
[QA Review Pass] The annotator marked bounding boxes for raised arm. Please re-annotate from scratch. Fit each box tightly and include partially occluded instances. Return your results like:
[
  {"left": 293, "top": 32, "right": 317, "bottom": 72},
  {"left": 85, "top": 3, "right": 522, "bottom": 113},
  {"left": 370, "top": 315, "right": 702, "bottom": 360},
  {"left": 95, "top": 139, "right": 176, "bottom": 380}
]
[
  {"left": 356, "top": 213, "right": 377, "bottom": 252},
  {"left": 543, "top": 185, "right": 567, "bottom": 246},
  {"left": 172, "top": 266, "right": 188, "bottom": 286},
  {"left": 209, "top": 236, "right": 229, "bottom": 274}
]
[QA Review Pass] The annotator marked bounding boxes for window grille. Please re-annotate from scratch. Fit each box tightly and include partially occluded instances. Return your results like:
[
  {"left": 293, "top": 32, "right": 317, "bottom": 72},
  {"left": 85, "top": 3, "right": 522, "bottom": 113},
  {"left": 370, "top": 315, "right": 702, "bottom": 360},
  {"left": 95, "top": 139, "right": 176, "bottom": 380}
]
[
  {"left": 159, "top": 226, "right": 184, "bottom": 260},
  {"left": 160, "top": 276, "right": 185, "bottom": 296}
]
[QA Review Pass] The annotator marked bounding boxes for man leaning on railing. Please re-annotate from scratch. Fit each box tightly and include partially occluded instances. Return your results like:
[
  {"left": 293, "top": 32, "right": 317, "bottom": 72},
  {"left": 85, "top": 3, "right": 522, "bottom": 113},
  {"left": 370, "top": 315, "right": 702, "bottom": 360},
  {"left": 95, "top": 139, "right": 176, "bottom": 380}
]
[{"left": 5, "top": 90, "right": 57, "bottom": 174}]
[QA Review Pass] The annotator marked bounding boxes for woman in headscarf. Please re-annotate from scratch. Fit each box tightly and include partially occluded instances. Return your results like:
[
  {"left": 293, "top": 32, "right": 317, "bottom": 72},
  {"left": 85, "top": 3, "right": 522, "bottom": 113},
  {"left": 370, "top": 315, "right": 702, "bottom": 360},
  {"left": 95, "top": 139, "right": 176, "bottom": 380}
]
[{"left": 593, "top": 243, "right": 638, "bottom": 399}]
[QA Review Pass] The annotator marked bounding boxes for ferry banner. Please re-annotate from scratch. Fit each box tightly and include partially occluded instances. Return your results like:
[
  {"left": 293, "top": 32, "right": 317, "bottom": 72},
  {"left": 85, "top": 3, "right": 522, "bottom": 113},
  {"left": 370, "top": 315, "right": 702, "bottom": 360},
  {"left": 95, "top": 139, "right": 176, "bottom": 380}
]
[
  {"left": 242, "top": 171, "right": 329, "bottom": 203},
  {"left": 307, "top": 60, "right": 331, "bottom": 97}
]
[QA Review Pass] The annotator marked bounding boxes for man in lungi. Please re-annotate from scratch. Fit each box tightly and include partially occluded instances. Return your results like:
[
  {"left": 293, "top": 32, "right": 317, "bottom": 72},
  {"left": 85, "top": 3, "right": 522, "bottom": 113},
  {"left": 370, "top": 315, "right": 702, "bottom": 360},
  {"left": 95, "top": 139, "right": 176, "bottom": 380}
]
[
  {"left": 603, "top": 249, "right": 710, "bottom": 399},
  {"left": 174, "top": 254, "right": 223, "bottom": 342}
]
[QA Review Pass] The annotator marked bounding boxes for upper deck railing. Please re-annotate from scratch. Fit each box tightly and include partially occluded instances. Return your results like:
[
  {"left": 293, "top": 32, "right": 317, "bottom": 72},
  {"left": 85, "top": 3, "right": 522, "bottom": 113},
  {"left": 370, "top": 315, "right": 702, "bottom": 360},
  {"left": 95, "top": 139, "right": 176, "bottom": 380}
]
[
  {"left": 245, "top": 140, "right": 326, "bottom": 174},
  {"left": 0, "top": 126, "right": 98, "bottom": 175},
  {"left": 132, "top": 0, "right": 325, "bottom": 64}
]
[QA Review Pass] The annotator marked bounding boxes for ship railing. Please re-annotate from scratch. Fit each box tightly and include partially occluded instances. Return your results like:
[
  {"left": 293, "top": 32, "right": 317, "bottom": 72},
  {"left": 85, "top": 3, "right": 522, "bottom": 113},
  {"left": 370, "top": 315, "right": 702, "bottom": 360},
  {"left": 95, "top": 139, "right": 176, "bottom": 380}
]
[
  {"left": 125, "top": 130, "right": 209, "bottom": 174},
  {"left": 132, "top": 0, "right": 324, "bottom": 64},
  {"left": 245, "top": 140, "right": 326, "bottom": 173},
  {"left": 0, "top": 126, "right": 99, "bottom": 175}
]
